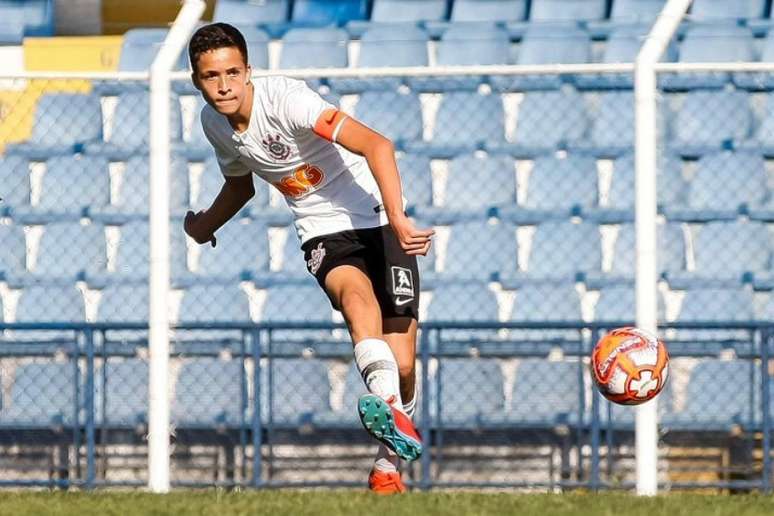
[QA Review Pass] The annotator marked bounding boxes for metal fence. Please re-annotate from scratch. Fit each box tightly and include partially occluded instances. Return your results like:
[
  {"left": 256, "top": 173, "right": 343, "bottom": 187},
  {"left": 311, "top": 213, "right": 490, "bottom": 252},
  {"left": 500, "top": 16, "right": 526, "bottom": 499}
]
[{"left": 0, "top": 67, "right": 773, "bottom": 491}]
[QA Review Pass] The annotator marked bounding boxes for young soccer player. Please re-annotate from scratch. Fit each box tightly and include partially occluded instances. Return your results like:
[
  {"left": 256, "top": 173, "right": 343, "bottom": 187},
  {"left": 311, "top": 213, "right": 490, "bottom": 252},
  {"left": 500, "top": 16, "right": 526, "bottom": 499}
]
[{"left": 184, "top": 23, "right": 433, "bottom": 493}]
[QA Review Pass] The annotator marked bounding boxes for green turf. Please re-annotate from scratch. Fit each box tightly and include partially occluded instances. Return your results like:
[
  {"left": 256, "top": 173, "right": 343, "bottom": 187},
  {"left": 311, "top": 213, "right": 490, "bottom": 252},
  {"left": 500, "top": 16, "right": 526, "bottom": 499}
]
[{"left": 0, "top": 491, "right": 773, "bottom": 516}]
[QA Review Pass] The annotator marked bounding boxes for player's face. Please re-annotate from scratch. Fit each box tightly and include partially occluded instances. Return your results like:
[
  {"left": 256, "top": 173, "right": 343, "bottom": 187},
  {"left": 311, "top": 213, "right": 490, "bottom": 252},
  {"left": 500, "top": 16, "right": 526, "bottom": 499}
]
[{"left": 192, "top": 46, "right": 252, "bottom": 117}]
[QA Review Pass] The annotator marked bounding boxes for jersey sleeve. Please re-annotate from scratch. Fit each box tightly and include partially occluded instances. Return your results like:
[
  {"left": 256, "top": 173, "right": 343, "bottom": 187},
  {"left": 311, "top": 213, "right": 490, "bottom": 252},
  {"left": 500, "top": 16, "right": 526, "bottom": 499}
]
[
  {"left": 276, "top": 78, "right": 341, "bottom": 139},
  {"left": 200, "top": 105, "right": 252, "bottom": 178}
]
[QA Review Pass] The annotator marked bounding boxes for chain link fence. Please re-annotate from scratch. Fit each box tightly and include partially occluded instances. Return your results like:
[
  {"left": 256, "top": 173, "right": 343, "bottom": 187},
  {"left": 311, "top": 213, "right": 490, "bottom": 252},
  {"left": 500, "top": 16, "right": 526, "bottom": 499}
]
[{"left": 0, "top": 68, "right": 773, "bottom": 491}]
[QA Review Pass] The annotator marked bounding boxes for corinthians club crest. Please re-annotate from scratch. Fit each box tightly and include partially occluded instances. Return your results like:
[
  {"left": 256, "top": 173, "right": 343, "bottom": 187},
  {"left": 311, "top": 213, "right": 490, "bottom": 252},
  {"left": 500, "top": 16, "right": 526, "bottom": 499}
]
[{"left": 262, "top": 133, "right": 292, "bottom": 161}]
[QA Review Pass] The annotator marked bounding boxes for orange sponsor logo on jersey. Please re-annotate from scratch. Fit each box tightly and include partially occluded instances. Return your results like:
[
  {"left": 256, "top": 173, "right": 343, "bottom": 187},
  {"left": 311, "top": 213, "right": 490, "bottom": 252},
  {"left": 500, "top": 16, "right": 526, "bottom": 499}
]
[{"left": 273, "top": 163, "right": 324, "bottom": 197}]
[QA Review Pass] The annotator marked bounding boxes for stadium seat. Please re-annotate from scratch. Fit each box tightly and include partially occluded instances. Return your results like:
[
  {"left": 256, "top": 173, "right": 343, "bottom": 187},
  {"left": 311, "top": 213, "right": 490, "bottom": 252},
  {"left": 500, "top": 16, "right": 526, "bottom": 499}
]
[
  {"left": 606, "top": 223, "right": 685, "bottom": 282},
  {"left": 487, "top": 89, "right": 588, "bottom": 157},
  {"left": 491, "top": 359, "right": 582, "bottom": 428},
  {"left": 672, "top": 90, "right": 752, "bottom": 157},
  {"left": 33, "top": 222, "right": 107, "bottom": 281},
  {"left": 85, "top": 91, "right": 183, "bottom": 160},
  {"left": 665, "top": 151, "right": 766, "bottom": 221},
  {"left": 450, "top": 0, "right": 527, "bottom": 23},
  {"left": 261, "top": 357, "right": 331, "bottom": 426},
  {"left": 396, "top": 154, "right": 433, "bottom": 210},
  {"left": 413, "top": 154, "right": 515, "bottom": 224},
  {"left": 0, "top": 225, "right": 26, "bottom": 281},
  {"left": 102, "top": 155, "right": 190, "bottom": 222},
  {"left": 96, "top": 283, "right": 151, "bottom": 348},
  {"left": 29, "top": 156, "right": 110, "bottom": 220},
  {"left": 352, "top": 91, "right": 423, "bottom": 150},
  {"left": 1, "top": 362, "right": 76, "bottom": 426},
  {"left": 175, "top": 283, "right": 252, "bottom": 354},
  {"left": 411, "top": 23, "right": 510, "bottom": 91},
  {"left": 735, "top": 34, "right": 774, "bottom": 90},
  {"left": 529, "top": 0, "right": 606, "bottom": 22},
  {"left": 570, "top": 91, "right": 643, "bottom": 157},
  {"left": 661, "top": 360, "right": 758, "bottom": 431},
  {"left": 291, "top": 0, "right": 368, "bottom": 26},
  {"left": 671, "top": 288, "right": 756, "bottom": 352},
  {"left": 259, "top": 283, "right": 336, "bottom": 345},
  {"left": 18, "top": 0, "right": 55, "bottom": 37},
  {"left": 405, "top": 92, "right": 505, "bottom": 159},
  {"left": 194, "top": 156, "right": 270, "bottom": 218},
  {"left": 110, "top": 220, "right": 189, "bottom": 282},
  {"left": 313, "top": 362, "right": 365, "bottom": 428},
  {"left": 591, "top": 152, "right": 685, "bottom": 223},
  {"left": 213, "top": 0, "right": 289, "bottom": 37},
  {"left": 0, "top": 155, "right": 30, "bottom": 215},
  {"left": 279, "top": 27, "right": 348, "bottom": 90},
  {"left": 593, "top": 285, "right": 666, "bottom": 324},
  {"left": 441, "top": 220, "right": 518, "bottom": 282},
  {"left": 328, "top": 24, "right": 428, "bottom": 92},
  {"left": 742, "top": 93, "right": 774, "bottom": 154},
  {"left": 661, "top": 24, "right": 755, "bottom": 91},
  {"left": 369, "top": 0, "right": 448, "bottom": 23},
  {"left": 430, "top": 358, "right": 504, "bottom": 428},
  {"left": 194, "top": 220, "right": 269, "bottom": 279},
  {"left": 425, "top": 283, "right": 500, "bottom": 346},
  {"left": 508, "top": 221, "right": 601, "bottom": 283},
  {"left": 609, "top": 0, "right": 666, "bottom": 24},
  {"left": 5, "top": 93, "right": 103, "bottom": 159},
  {"left": 756, "top": 293, "right": 774, "bottom": 321},
  {"left": 498, "top": 154, "right": 598, "bottom": 223},
  {"left": 492, "top": 25, "right": 591, "bottom": 91},
  {"left": 0, "top": 2, "right": 24, "bottom": 44},
  {"left": 9, "top": 285, "right": 85, "bottom": 343},
  {"left": 119, "top": 28, "right": 186, "bottom": 72},
  {"left": 507, "top": 285, "right": 584, "bottom": 354},
  {"left": 173, "top": 358, "right": 244, "bottom": 427},
  {"left": 96, "top": 359, "right": 148, "bottom": 426},
  {"left": 690, "top": 0, "right": 767, "bottom": 21}
]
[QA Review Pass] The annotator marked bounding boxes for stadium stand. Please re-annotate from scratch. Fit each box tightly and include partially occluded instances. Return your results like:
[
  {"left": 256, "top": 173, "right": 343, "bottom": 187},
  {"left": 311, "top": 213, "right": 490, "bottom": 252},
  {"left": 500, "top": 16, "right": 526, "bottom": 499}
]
[
  {"left": 193, "top": 220, "right": 269, "bottom": 280},
  {"left": 32, "top": 222, "right": 107, "bottom": 281},
  {"left": 291, "top": 0, "right": 368, "bottom": 26},
  {"left": 1, "top": 362, "right": 76, "bottom": 426},
  {"left": 352, "top": 91, "right": 423, "bottom": 150},
  {"left": 0, "top": 224, "right": 26, "bottom": 281},
  {"left": 173, "top": 358, "right": 244, "bottom": 426},
  {"left": 672, "top": 90, "right": 752, "bottom": 157},
  {"left": 261, "top": 357, "right": 330, "bottom": 426},
  {"left": 450, "top": 0, "right": 527, "bottom": 23},
  {"left": 430, "top": 358, "right": 505, "bottom": 429},
  {"left": 441, "top": 220, "right": 518, "bottom": 282},
  {"left": 96, "top": 359, "right": 149, "bottom": 427},
  {"left": 0, "top": 155, "right": 31, "bottom": 216}
]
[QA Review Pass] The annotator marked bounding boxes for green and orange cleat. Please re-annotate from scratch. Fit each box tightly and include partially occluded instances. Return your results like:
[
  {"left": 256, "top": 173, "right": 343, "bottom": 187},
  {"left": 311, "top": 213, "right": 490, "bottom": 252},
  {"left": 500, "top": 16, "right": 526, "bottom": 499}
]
[{"left": 357, "top": 393, "right": 423, "bottom": 462}]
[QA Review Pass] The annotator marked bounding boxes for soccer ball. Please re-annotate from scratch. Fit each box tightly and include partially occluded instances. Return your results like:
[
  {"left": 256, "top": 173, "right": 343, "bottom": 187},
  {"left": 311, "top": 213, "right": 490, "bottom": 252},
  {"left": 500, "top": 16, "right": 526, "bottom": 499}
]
[{"left": 590, "top": 327, "right": 669, "bottom": 405}]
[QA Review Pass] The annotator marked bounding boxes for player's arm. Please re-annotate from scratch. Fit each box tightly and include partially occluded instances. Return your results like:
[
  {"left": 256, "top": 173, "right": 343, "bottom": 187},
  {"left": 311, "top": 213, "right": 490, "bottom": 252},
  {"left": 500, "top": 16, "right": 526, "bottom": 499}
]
[
  {"left": 317, "top": 112, "right": 434, "bottom": 256},
  {"left": 184, "top": 173, "right": 255, "bottom": 247}
]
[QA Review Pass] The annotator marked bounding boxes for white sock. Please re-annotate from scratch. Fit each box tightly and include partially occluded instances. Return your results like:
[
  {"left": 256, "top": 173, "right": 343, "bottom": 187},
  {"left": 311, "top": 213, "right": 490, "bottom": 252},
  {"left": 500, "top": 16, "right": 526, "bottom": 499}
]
[
  {"left": 403, "top": 394, "right": 416, "bottom": 420},
  {"left": 354, "top": 338, "right": 403, "bottom": 408}
]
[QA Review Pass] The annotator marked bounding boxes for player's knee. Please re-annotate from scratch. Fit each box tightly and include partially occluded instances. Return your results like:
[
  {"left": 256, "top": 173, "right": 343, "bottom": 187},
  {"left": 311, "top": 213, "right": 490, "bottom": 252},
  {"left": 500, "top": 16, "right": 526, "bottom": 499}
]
[
  {"left": 397, "top": 361, "right": 415, "bottom": 381},
  {"left": 339, "top": 288, "right": 375, "bottom": 319}
]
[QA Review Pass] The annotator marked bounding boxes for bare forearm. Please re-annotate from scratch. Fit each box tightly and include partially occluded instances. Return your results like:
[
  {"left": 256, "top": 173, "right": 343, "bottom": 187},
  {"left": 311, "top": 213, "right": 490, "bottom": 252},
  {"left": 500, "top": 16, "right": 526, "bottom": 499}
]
[
  {"left": 364, "top": 139, "right": 404, "bottom": 219},
  {"left": 200, "top": 183, "right": 253, "bottom": 233}
]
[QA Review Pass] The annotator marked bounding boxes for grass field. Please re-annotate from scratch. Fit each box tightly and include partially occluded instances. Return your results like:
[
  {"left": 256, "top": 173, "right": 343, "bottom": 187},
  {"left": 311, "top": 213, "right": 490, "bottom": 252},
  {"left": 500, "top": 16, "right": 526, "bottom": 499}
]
[{"left": 0, "top": 491, "right": 773, "bottom": 516}]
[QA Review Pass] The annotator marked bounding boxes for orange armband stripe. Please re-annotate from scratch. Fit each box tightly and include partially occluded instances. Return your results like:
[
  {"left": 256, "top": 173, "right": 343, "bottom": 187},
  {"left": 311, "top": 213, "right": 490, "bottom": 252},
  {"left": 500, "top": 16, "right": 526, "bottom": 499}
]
[{"left": 314, "top": 109, "right": 348, "bottom": 142}]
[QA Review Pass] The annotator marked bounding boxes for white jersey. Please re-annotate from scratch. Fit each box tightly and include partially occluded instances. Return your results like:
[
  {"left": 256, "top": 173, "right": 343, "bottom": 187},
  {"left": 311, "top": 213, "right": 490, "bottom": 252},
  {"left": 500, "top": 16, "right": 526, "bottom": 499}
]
[{"left": 201, "top": 76, "right": 394, "bottom": 244}]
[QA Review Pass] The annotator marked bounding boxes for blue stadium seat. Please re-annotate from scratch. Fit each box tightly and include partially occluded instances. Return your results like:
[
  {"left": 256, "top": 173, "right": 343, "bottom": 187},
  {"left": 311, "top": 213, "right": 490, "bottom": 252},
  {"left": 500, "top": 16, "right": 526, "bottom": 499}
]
[
  {"left": 571, "top": 91, "right": 639, "bottom": 157},
  {"left": 173, "top": 359, "right": 244, "bottom": 426},
  {"left": 260, "top": 283, "right": 335, "bottom": 344},
  {"left": 195, "top": 220, "right": 269, "bottom": 279},
  {"left": 279, "top": 27, "right": 348, "bottom": 76},
  {"left": 352, "top": 91, "right": 423, "bottom": 150},
  {"left": 10, "top": 285, "right": 85, "bottom": 343},
  {"left": 492, "top": 25, "right": 591, "bottom": 91},
  {"left": 20, "top": 0, "right": 54, "bottom": 36},
  {"left": 593, "top": 285, "right": 666, "bottom": 324},
  {"left": 511, "top": 221, "right": 601, "bottom": 282},
  {"left": 412, "top": 23, "right": 510, "bottom": 91},
  {"left": 507, "top": 285, "right": 584, "bottom": 354},
  {"left": 665, "top": 151, "right": 766, "bottom": 221},
  {"left": 99, "top": 155, "right": 190, "bottom": 223},
  {"left": 28, "top": 156, "right": 110, "bottom": 220},
  {"left": 194, "top": 156, "right": 270, "bottom": 218},
  {"left": 405, "top": 92, "right": 504, "bottom": 158},
  {"left": 328, "top": 25, "right": 428, "bottom": 92},
  {"left": 609, "top": 0, "right": 665, "bottom": 24},
  {"left": 0, "top": 3, "right": 24, "bottom": 44},
  {"left": 261, "top": 358, "right": 331, "bottom": 426},
  {"left": 111, "top": 220, "right": 189, "bottom": 282},
  {"left": 742, "top": 93, "right": 774, "bottom": 153},
  {"left": 5, "top": 93, "right": 103, "bottom": 159},
  {"left": 690, "top": 0, "right": 767, "bottom": 21},
  {"left": 672, "top": 90, "right": 752, "bottom": 157},
  {"left": 96, "top": 284, "right": 150, "bottom": 348},
  {"left": 0, "top": 225, "right": 26, "bottom": 281},
  {"left": 451, "top": 0, "right": 527, "bottom": 22},
  {"left": 498, "top": 154, "right": 598, "bottom": 223},
  {"left": 175, "top": 283, "right": 251, "bottom": 353},
  {"left": 735, "top": 34, "right": 774, "bottom": 90},
  {"left": 85, "top": 91, "right": 183, "bottom": 160},
  {"left": 292, "top": 0, "right": 368, "bottom": 26},
  {"left": 672, "top": 288, "right": 756, "bottom": 352},
  {"left": 529, "top": 0, "right": 607, "bottom": 22},
  {"left": 96, "top": 359, "right": 148, "bottom": 426},
  {"left": 661, "top": 24, "right": 755, "bottom": 90},
  {"left": 0, "top": 155, "right": 30, "bottom": 215},
  {"left": 413, "top": 154, "right": 515, "bottom": 224},
  {"left": 425, "top": 283, "right": 500, "bottom": 345},
  {"left": 606, "top": 223, "right": 685, "bottom": 282},
  {"left": 756, "top": 293, "right": 774, "bottom": 321},
  {"left": 369, "top": 0, "right": 448, "bottom": 23},
  {"left": 430, "top": 358, "right": 504, "bottom": 428},
  {"left": 119, "top": 28, "right": 186, "bottom": 72},
  {"left": 487, "top": 90, "right": 588, "bottom": 157},
  {"left": 1, "top": 362, "right": 76, "bottom": 426},
  {"left": 397, "top": 154, "right": 433, "bottom": 210},
  {"left": 313, "top": 362, "right": 365, "bottom": 428},
  {"left": 591, "top": 152, "right": 685, "bottom": 223},
  {"left": 276, "top": 226, "right": 309, "bottom": 276},
  {"left": 661, "top": 360, "right": 758, "bottom": 431},
  {"left": 441, "top": 221, "right": 518, "bottom": 282},
  {"left": 213, "top": 0, "right": 289, "bottom": 37},
  {"left": 33, "top": 223, "right": 106, "bottom": 281}
]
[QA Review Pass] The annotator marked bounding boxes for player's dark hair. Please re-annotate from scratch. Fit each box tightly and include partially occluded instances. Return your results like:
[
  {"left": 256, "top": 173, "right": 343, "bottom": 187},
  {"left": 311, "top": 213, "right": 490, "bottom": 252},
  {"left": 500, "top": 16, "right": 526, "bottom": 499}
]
[{"left": 188, "top": 23, "right": 248, "bottom": 72}]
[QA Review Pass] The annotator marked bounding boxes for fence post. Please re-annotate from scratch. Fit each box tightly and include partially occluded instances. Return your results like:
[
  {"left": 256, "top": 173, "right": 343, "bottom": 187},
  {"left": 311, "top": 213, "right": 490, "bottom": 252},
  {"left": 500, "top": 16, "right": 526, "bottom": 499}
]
[
  {"left": 420, "top": 326, "right": 432, "bottom": 491},
  {"left": 762, "top": 329, "right": 771, "bottom": 493},
  {"left": 251, "top": 328, "right": 263, "bottom": 488},
  {"left": 85, "top": 328, "right": 96, "bottom": 489}
]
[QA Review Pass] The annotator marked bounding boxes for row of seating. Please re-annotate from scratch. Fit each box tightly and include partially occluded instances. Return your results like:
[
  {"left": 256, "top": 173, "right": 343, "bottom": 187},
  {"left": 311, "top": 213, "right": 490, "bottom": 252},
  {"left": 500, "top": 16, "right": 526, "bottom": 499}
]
[
  {"left": 0, "top": 356, "right": 761, "bottom": 432},
  {"left": 1, "top": 283, "right": 772, "bottom": 337},
  {"left": 1, "top": 218, "right": 772, "bottom": 285},
  {"left": 0, "top": 0, "right": 53, "bottom": 44},
  {"left": 9, "top": 88, "right": 774, "bottom": 164}
]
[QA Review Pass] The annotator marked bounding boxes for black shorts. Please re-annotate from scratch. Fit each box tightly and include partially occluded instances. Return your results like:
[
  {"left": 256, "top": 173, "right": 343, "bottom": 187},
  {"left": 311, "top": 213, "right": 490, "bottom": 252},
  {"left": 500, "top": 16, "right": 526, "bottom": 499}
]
[{"left": 301, "top": 224, "right": 420, "bottom": 319}]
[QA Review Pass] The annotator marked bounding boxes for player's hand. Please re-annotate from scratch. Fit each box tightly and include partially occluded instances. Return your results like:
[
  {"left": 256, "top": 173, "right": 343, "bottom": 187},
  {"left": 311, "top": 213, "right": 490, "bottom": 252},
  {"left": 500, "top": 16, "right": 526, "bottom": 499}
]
[
  {"left": 184, "top": 210, "right": 217, "bottom": 248},
  {"left": 390, "top": 214, "right": 434, "bottom": 256}
]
